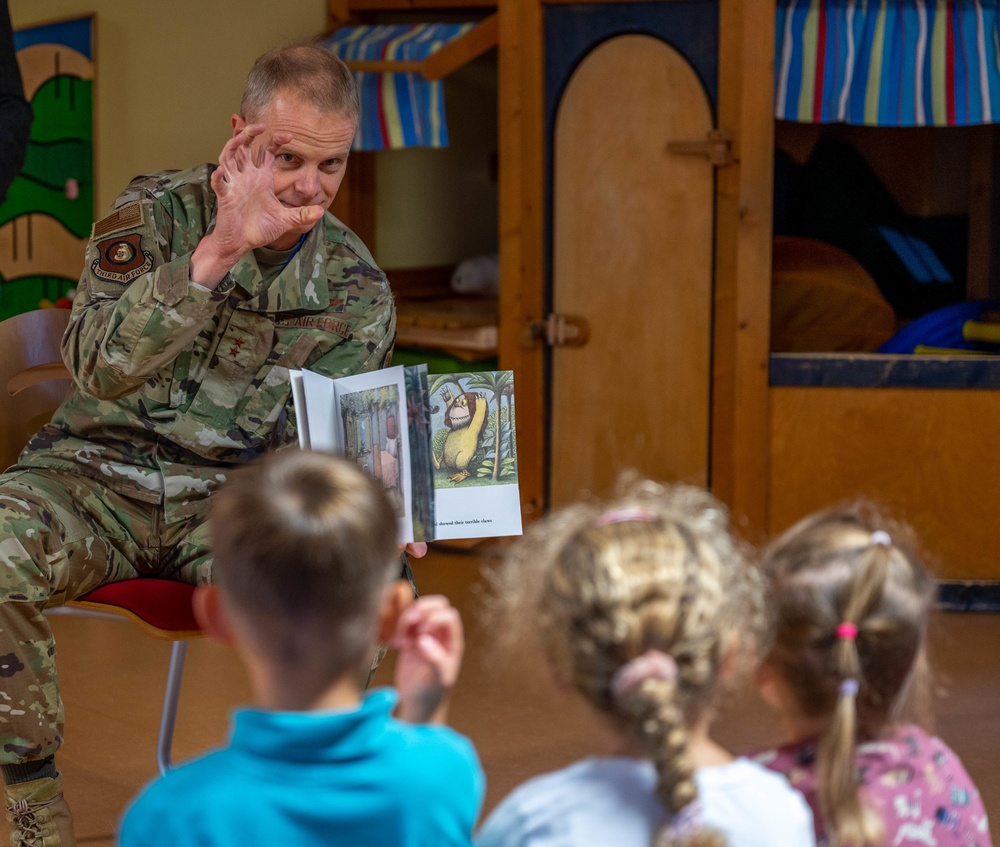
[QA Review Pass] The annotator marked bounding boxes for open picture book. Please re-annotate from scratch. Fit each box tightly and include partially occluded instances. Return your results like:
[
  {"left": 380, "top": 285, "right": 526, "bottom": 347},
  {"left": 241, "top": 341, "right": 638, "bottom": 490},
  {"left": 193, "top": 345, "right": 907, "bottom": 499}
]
[{"left": 290, "top": 364, "right": 522, "bottom": 543}]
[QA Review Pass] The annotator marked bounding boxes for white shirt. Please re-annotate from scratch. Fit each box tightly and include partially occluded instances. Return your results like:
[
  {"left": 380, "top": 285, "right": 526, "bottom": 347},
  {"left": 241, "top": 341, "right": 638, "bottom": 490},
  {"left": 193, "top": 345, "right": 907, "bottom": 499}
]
[{"left": 475, "top": 756, "right": 815, "bottom": 847}]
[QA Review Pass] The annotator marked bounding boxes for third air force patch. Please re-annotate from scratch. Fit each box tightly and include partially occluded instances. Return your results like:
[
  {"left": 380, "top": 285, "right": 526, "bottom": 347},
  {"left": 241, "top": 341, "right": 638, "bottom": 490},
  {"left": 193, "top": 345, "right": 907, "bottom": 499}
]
[{"left": 92, "top": 233, "right": 153, "bottom": 285}]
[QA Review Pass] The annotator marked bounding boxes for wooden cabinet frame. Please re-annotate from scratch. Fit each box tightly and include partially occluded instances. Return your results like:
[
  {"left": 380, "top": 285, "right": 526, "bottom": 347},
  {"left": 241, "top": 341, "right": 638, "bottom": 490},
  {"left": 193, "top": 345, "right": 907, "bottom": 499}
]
[{"left": 328, "top": 0, "right": 777, "bottom": 534}]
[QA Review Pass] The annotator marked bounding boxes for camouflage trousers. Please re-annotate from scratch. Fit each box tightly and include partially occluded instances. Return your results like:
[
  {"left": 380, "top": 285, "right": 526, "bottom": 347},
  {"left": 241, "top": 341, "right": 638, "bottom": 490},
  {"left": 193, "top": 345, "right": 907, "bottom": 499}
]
[{"left": 0, "top": 467, "right": 212, "bottom": 765}]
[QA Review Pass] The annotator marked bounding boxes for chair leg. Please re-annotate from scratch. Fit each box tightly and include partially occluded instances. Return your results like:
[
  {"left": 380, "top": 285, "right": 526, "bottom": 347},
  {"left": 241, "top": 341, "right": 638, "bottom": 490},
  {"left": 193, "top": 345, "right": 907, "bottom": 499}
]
[{"left": 156, "top": 640, "right": 188, "bottom": 776}]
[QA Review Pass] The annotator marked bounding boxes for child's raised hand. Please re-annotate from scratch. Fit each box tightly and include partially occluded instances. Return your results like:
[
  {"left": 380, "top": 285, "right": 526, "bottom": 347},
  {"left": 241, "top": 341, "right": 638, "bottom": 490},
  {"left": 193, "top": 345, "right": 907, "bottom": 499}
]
[{"left": 391, "top": 594, "right": 464, "bottom": 725}]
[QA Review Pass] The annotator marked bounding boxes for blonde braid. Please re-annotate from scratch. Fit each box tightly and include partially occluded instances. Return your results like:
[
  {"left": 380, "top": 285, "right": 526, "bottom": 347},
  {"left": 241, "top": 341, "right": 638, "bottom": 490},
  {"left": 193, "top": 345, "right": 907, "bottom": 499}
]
[
  {"left": 572, "top": 523, "right": 725, "bottom": 847},
  {"left": 490, "top": 479, "right": 761, "bottom": 847},
  {"left": 619, "top": 677, "right": 725, "bottom": 847}
]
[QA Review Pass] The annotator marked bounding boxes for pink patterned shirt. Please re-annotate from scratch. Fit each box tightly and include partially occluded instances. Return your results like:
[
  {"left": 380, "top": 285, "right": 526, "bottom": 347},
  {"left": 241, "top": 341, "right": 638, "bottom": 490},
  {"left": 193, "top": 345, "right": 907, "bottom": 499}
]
[{"left": 754, "top": 725, "right": 991, "bottom": 847}]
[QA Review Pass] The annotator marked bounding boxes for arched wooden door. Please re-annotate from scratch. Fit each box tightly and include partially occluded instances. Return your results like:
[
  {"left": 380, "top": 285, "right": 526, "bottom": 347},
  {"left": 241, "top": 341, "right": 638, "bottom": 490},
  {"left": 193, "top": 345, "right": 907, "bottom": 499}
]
[{"left": 550, "top": 34, "right": 715, "bottom": 505}]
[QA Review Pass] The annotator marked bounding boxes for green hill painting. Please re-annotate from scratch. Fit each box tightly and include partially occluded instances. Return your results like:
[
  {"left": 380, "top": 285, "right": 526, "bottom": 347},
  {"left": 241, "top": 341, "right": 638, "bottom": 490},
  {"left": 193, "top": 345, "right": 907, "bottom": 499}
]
[{"left": 0, "top": 16, "right": 93, "bottom": 319}]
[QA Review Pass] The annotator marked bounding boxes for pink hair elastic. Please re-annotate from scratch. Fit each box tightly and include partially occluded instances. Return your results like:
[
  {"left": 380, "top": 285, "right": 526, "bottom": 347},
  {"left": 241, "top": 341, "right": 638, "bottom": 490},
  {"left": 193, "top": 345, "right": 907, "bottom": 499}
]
[
  {"left": 610, "top": 650, "right": 678, "bottom": 702},
  {"left": 595, "top": 507, "right": 658, "bottom": 527},
  {"left": 836, "top": 622, "right": 858, "bottom": 641}
]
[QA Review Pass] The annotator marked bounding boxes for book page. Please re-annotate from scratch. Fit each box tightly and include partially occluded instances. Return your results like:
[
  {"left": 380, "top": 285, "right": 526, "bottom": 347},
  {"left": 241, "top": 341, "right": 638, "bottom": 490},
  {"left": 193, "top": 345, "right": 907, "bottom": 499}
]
[
  {"left": 331, "top": 366, "right": 415, "bottom": 543},
  {"left": 427, "top": 371, "right": 522, "bottom": 540},
  {"left": 299, "top": 368, "right": 340, "bottom": 452},
  {"left": 298, "top": 366, "right": 415, "bottom": 543},
  {"left": 404, "top": 364, "right": 435, "bottom": 542},
  {"left": 289, "top": 370, "right": 309, "bottom": 449}
]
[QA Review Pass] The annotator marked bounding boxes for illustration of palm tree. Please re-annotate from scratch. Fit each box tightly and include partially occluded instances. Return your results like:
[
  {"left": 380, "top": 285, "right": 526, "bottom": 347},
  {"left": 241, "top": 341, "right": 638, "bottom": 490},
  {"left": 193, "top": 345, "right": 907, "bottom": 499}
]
[
  {"left": 501, "top": 382, "right": 515, "bottom": 463},
  {"left": 465, "top": 371, "right": 513, "bottom": 480},
  {"left": 428, "top": 373, "right": 472, "bottom": 402}
]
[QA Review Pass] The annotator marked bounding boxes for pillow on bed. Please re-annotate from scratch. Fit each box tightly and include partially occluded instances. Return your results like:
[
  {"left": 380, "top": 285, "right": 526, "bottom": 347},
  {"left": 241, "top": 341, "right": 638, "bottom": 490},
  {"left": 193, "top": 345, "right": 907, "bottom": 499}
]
[{"left": 771, "top": 236, "right": 897, "bottom": 352}]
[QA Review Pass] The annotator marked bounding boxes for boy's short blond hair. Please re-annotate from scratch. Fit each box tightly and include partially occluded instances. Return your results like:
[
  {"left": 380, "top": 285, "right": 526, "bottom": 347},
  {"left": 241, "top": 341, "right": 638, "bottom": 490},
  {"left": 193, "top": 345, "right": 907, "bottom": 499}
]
[{"left": 209, "top": 450, "right": 398, "bottom": 683}]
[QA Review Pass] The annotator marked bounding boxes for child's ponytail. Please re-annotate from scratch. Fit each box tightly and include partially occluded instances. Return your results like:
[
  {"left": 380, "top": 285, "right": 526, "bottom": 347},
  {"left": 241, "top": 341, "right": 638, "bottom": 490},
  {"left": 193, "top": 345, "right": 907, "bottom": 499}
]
[
  {"left": 816, "top": 534, "right": 891, "bottom": 847},
  {"left": 764, "top": 511, "right": 933, "bottom": 847}
]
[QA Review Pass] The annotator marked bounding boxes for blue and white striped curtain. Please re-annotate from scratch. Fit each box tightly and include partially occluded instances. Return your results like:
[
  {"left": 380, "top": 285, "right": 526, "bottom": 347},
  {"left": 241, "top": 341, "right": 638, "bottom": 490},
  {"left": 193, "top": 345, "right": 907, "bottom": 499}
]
[
  {"left": 776, "top": 0, "right": 1000, "bottom": 126},
  {"left": 323, "top": 23, "right": 475, "bottom": 151}
]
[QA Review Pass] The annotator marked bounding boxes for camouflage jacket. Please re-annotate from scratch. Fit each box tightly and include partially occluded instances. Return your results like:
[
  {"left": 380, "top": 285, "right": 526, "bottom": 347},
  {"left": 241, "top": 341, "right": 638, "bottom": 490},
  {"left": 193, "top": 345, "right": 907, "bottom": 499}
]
[{"left": 19, "top": 165, "right": 395, "bottom": 520}]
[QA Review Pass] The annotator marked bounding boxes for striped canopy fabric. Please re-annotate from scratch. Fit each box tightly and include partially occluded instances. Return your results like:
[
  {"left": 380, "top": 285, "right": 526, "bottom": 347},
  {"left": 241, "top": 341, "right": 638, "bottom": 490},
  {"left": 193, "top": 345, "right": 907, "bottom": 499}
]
[
  {"left": 776, "top": 0, "right": 1000, "bottom": 126},
  {"left": 323, "top": 23, "right": 475, "bottom": 150}
]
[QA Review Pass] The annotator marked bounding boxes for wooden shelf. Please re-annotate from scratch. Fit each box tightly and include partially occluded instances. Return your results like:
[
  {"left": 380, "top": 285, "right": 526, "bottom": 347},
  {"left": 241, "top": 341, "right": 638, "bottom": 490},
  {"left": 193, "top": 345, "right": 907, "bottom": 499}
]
[{"left": 395, "top": 295, "right": 498, "bottom": 359}]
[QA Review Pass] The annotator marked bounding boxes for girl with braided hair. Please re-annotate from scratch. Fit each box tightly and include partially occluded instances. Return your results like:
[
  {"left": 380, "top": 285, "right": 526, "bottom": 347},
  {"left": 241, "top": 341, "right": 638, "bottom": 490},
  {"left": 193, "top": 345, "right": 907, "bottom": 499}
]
[
  {"left": 475, "top": 478, "right": 815, "bottom": 847},
  {"left": 753, "top": 503, "right": 991, "bottom": 847}
]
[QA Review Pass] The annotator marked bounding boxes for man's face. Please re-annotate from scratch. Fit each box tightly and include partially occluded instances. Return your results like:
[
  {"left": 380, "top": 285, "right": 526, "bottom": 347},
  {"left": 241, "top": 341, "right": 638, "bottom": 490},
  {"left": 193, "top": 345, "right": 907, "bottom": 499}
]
[{"left": 233, "top": 90, "right": 356, "bottom": 250}]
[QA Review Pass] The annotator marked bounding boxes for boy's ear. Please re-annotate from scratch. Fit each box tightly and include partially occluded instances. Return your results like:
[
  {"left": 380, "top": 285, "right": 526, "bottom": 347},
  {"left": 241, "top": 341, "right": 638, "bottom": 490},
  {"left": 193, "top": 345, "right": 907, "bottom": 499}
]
[
  {"left": 193, "top": 584, "right": 236, "bottom": 646},
  {"left": 377, "top": 580, "right": 415, "bottom": 644}
]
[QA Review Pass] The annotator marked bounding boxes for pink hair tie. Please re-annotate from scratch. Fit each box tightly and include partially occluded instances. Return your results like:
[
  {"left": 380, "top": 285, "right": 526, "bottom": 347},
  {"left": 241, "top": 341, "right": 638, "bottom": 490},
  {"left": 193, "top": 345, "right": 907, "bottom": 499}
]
[
  {"left": 836, "top": 622, "right": 858, "bottom": 641},
  {"left": 610, "top": 650, "right": 678, "bottom": 702},
  {"left": 595, "top": 508, "right": 658, "bottom": 527}
]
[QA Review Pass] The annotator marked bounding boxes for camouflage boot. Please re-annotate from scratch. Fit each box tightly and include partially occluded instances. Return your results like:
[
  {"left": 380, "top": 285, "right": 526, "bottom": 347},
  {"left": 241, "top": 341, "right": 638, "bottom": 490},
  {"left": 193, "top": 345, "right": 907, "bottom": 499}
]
[{"left": 3, "top": 775, "right": 75, "bottom": 847}]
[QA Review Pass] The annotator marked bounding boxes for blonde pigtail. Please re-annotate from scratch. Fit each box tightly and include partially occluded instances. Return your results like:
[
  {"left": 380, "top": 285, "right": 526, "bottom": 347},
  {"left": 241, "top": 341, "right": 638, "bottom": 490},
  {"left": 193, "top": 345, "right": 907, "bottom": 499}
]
[
  {"left": 813, "top": 537, "right": 894, "bottom": 847},
  {"left": 816, "top": 668, "right": 871, "bottom": 846}
]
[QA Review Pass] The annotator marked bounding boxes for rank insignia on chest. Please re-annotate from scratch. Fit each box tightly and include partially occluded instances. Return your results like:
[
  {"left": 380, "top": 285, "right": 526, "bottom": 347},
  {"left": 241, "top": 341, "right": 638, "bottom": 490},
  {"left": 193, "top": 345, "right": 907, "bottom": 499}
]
[
  {"left": 92, "top": 232, "right": 153, "bottom": 285},
  {"left": 229, "top": 336, "right": 246, "bottom": 358}
]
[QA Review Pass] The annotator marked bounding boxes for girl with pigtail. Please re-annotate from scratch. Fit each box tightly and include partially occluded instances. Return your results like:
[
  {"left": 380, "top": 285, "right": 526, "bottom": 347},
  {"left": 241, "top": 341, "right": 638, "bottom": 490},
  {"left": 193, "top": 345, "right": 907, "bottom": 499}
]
[
  {"left": 754, "top": 504, "right": 991, "bottom": 847},
  {"left": 475, "top": 478, "right": 815, "bottom": 847}
]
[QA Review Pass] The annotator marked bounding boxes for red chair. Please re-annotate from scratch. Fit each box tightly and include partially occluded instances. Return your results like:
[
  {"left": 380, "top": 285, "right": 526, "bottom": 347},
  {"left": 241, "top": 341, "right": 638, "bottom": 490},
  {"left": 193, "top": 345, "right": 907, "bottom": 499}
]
[
  {"left": 2, "top": 309, "right": 204, "bottom": 775},
  {"left": 47, "top": 581, "right": 202, "bottom": 774}
]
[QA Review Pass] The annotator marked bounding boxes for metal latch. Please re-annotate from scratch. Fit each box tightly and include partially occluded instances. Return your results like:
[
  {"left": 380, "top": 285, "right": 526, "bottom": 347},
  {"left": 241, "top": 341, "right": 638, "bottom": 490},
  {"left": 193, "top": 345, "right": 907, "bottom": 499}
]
[
  {"left": 520, "top": 314, "right": 590, "bottom": 348},
  {"left": 667, "top": 128, "right": 734, "bottom": 166}
]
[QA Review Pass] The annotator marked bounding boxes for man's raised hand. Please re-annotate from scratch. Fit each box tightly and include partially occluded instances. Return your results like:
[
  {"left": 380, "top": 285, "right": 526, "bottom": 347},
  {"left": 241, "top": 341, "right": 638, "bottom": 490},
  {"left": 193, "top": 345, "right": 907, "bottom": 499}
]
[{"left": 190, "top": 125, "right": 324, "bottom": 289}]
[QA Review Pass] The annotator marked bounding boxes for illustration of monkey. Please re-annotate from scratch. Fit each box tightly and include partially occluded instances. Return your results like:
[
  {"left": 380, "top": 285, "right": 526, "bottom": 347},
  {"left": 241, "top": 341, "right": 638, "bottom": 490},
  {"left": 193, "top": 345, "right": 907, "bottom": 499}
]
[{"left": 432, "top": 389, "right": 487, "bottom": 482}]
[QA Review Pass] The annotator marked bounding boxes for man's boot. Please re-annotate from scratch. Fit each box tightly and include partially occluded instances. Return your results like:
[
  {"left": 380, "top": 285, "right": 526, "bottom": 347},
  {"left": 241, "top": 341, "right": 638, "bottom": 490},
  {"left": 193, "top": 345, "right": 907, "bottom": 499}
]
[{"left": 3, "top": 774, "right": 75, "bottom": 847}]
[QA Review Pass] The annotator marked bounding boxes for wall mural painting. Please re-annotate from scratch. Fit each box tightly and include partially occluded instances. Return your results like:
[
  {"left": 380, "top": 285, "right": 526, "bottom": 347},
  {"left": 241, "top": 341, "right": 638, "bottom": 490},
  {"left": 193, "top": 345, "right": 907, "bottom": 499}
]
[{"left": 0, "top": 15, "right": 93, "bottom": 320}]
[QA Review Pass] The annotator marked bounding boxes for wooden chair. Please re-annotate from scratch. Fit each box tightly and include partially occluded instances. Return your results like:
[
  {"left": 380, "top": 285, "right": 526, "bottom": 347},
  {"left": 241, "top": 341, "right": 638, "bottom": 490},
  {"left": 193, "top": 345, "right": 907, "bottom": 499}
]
[{"left": 0, "top": 308, "right": 202, "bottom": 775}]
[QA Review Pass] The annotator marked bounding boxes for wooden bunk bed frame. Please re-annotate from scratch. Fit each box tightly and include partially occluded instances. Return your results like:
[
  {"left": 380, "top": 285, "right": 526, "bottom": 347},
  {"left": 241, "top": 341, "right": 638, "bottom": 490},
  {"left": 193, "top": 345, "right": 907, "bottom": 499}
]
[
  {"left": 324, "top": 0, "right": 777, "bottom": 537},
  {"left": 326, "top": 0, "right": 1000, "bottom": 587}
]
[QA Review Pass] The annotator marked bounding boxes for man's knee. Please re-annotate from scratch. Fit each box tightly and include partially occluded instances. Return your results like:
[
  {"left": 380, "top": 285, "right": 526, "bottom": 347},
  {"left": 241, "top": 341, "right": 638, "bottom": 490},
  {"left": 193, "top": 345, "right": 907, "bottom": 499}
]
[
  {"left": 0, "top": 476, "right": 55, "bottom": 603},
  {"left": 0, "top": 469, "right": 145, "bottom": 602}
]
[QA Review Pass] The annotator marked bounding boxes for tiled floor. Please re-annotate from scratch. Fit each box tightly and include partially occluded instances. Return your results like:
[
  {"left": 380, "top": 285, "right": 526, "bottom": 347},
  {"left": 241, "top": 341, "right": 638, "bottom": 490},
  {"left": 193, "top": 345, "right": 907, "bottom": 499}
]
[{"left": 3, "top": 545, "right": 997, "bottom": 845}]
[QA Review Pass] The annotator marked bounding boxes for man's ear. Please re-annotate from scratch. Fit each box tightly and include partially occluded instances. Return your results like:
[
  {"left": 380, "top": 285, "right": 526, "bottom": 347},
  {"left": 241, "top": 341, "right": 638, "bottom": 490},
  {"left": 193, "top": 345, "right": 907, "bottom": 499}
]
[
  {"left": 193, "top": 584, "right": 235, "bottom": 646},
  {"left": 231, "top": 113, "right": 246, "bottom": 137},
  {"left": 377, "top": 580, "right": 415, "bottom": 644}
]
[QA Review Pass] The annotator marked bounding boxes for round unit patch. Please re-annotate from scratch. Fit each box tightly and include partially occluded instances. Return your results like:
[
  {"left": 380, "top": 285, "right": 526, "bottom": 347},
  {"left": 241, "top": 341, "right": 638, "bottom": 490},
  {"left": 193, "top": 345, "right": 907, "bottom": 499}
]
[{"left": 93, "top": 233, "right": 153, "bottom": 285}]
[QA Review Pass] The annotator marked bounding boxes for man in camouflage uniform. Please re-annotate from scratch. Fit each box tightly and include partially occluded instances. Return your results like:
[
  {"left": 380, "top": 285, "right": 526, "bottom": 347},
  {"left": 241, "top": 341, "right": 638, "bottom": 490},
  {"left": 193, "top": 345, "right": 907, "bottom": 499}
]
[{"left": 0, "top": 44, "right": 404, "bottom": 846}]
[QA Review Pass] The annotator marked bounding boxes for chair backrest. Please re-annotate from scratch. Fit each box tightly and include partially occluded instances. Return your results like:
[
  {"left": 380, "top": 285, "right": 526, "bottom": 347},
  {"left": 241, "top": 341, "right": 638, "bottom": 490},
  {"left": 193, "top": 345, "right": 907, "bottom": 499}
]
[{"left": 0, "top": 308, "right": 73, "bottom": 470}]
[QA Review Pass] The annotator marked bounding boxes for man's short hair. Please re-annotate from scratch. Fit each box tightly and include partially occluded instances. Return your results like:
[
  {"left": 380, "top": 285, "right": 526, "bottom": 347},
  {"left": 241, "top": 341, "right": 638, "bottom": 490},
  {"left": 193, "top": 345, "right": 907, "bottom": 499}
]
[
  {"left": 209, "top": 450, "right": 398, "bottom": 681},
  {"left": 241, "top": 42, "right": 360, "bottom": 125}
]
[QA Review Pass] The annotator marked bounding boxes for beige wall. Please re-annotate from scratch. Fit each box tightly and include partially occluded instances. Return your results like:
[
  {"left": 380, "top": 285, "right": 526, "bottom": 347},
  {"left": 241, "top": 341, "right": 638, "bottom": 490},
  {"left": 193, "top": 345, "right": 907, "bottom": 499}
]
[
  {"left": 374, "top": 55, "right": 498, "bottom": 270},
  {"left": 10, "top": 0, "right": 328, "bottom": 215},
  {"left": 10, "top": 1, "right": 496, "bottom": 270}
]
